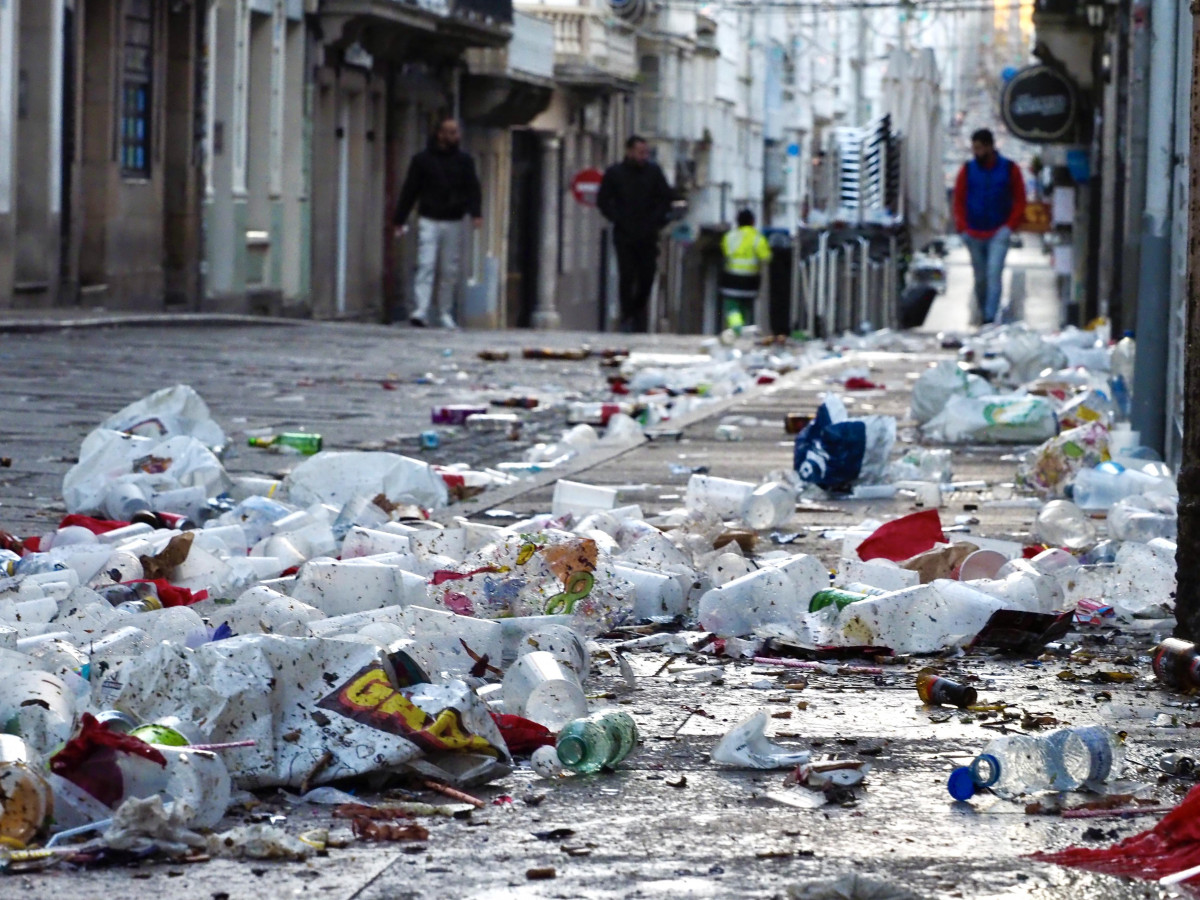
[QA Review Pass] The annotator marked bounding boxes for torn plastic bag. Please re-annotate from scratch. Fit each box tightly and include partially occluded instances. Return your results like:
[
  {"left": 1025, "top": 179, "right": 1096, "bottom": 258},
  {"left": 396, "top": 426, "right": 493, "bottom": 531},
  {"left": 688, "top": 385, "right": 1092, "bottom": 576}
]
[
  {"left": 922, "top": 394, "right": 1058, "bottom": 444},
  {"left": 1030, "top": 782, "right": 1200, "bottom": 886},
  {"left": 284, "top": 451, "right": 449, "bottom": 512},
  {"left": 711, "top": 710, "right": 811, "bottom": 769},
  {"left": 909, "top": 361, "right": 989, "bottom": 425},
  {"left": 1018, "top": 423, "right": 1111, "bottom": 498},
  {"left": 98, "top": 385, "right": 226, "bottom": 451},
  {"left": 793, "top": 395, "right": 896, "bottom": 492},
  {"left": 105, "top": 634, "right": 510, "bottom": 790},
  {"left": 63, "top": 431, "right": 230, "bottom": 515}
]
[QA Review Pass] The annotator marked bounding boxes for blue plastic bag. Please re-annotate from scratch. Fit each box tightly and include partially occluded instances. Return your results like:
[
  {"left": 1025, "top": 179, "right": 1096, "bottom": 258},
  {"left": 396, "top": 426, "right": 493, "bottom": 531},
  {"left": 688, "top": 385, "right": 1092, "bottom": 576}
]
[{"left": 793, "top": 395, "right": 895, "bottom": 492}]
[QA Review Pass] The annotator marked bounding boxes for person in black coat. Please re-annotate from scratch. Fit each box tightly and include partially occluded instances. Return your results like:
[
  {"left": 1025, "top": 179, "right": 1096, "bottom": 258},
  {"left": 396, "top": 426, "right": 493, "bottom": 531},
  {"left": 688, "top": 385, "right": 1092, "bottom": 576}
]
[
  {"left": 393, "top": 119, "right": 483, "bottom": 328},
  {"left": 597, "top": 136, "right": 675, "bottom": 333}
]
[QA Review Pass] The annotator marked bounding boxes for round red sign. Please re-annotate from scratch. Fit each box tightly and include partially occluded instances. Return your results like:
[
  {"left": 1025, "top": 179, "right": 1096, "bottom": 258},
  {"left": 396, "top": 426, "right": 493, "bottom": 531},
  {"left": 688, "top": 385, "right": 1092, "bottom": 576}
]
[{"left": 570, "top": 168, "right": 604, "bottom": 207}]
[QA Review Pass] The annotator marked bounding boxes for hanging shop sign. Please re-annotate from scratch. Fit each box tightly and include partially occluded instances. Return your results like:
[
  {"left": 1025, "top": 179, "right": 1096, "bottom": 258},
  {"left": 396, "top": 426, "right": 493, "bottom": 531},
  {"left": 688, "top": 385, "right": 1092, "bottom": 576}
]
[{"left": 1000, "top": 65, "right": 1078, "bottom": 143}]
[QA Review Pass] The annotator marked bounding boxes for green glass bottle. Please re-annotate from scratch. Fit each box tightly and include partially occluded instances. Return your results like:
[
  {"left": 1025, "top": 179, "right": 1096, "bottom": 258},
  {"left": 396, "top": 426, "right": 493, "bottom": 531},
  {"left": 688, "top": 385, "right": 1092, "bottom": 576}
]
[
  {"left": 248, "top": 432, "right": 323, "bottom": 455},
  {"left": 555, "top": 710, "right": 638, "bottom": 774}
]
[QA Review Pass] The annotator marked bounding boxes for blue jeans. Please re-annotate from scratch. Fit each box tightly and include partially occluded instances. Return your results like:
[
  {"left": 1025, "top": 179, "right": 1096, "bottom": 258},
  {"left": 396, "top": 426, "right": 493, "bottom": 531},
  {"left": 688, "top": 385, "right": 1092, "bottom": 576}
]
[{"left": 963, "top": 227, "right": 1010, "bottom": 324}]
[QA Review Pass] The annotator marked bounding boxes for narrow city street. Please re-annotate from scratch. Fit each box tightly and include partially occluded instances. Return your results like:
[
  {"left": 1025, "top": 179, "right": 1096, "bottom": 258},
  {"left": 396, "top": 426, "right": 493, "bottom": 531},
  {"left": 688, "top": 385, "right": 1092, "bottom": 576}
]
[{"left": 0, "top": 242, "right": 1190, "bottom": 899}]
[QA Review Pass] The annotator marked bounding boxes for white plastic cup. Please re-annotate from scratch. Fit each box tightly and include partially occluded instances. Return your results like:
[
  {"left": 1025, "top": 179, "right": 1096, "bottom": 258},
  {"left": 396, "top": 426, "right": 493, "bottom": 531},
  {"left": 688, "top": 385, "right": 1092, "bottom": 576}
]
[
  {"left": 743, "top": 483, "right": 796, "bottom": 529},
  {"left": 157, "top": 746, "right": 232, "bottom": 830},
  {"left": 959, "top": 549, "right": 1009, "bottom": 582},
  {"left": 502, "top": 651, "right": 587, "bottom": 730},
  {"left": 685, "top": 475, "right": 755, "bottom": 520},
  {"left": 516, "top": 625, "right": 590, "bottom": 676},
  {"left": 612, "top": 564, "right": 686, "bottom": 618},
  {"left": 341, "top": 526, "right": 413, "bottom": 559},
  {"left": 552, "top": 480, "right": 619, "bottom": 518}
]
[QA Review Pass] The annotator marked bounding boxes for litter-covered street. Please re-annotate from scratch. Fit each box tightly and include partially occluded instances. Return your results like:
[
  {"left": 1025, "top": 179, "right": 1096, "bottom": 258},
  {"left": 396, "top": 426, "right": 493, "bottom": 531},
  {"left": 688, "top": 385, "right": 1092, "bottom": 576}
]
[{"left": 0, "top": 247, "right": 1191, "bottom": 900}]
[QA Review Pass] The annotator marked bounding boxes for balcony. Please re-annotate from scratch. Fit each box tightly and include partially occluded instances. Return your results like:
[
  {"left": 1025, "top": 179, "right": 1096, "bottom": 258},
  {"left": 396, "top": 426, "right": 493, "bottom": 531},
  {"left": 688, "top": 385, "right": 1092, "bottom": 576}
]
[
  {"left": 463, "top": 11, "right": 556, "bottom": 125},
  {"left": 467, "top": 11, "right": 554, "bottom": 83},
  {"left": 517, "top": 0, "right": 638, "bottom": 89},
  {"left": 319, "top": 0, "right": 514, "bottom": 53}
]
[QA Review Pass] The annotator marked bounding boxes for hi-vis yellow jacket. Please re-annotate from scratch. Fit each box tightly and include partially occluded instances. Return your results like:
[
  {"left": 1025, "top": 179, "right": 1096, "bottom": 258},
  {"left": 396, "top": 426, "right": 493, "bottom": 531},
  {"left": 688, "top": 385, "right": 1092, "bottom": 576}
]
[{"left": 721, "top": 226, "right": 772, "bottom": 276}]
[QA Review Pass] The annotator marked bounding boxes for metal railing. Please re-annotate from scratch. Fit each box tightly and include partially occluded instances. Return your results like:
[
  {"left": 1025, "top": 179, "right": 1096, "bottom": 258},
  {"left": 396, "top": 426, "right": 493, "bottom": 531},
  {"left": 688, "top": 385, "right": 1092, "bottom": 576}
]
[{"left": 452, "top": 0, "right": 514, "bottom": 25}]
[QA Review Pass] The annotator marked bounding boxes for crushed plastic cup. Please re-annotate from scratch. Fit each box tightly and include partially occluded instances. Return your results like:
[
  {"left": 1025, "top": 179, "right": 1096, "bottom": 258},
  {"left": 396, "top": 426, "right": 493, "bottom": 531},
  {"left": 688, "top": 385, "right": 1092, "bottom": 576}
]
[
  {"left": 711, "top": 710, "right": 811, "bottom": 769},
  {"left": 341, "top": 526, "right": 412, "bottom": 559},
  {"left": 398, "top": 606, "right": 504, "bottom": 676},
  {"left": 289, "top": 557, "right": 426, "bottom": 616},
  {"left": 502, "top": 650, "right": 588, "bottom": 731},
  {"left": 698, "top": 554, "right": 826, "bottom": 637},
  {"left": 1036, "top": 500, "right": 1097, "bottom": 551}
]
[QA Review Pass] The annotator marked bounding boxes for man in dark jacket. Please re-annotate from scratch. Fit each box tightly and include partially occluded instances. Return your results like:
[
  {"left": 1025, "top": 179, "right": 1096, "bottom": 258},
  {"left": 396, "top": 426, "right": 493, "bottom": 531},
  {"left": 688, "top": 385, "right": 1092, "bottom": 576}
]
[
  {"left": 952, "top": 128, "right": 1026, "bottom": 325},
  {"left": 597, "top": 136, "right": 674, "bottom": 332},
  {"left": 393, "top": 118, "right": 483, "bottom": 328}
]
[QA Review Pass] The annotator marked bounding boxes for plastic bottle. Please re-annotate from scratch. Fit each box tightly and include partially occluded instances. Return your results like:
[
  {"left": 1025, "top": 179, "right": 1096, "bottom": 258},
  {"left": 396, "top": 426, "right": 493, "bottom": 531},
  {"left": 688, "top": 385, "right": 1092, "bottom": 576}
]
[
  {"left": 0, "top": 735, "right": 53, "bottom": 846},
  {"left": 247, "top": 432, "right": 322, "bottom": 455},
  {"left": 1049, "top": 725, "right": 1124, "bottom": 789},
  {"left": 1071, "top": 463, "right": 1175, "bottom": 511},
  {"left": 948, "top": 734, "right": 1055, "bottom": 800},
  {"left": 555, "top": 710, "right": 639, "bottom": 774},
  {"left": 1153, "top": 638, "right": 1200, "bottom": 690},
  {"left": 1111, "top": 331, "right": 1136, "bottom": 418},
  {"left": 566, "top": 402, "right": 633, "bottom": 426},
  {"left": 916, "top": 669, "right": 978, "bottom": 708}
]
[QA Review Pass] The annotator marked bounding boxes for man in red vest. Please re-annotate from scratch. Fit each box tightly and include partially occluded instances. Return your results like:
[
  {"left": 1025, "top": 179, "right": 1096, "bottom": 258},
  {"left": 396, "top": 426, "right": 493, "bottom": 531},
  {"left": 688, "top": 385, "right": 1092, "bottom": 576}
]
[{"left": 953, "top": 129, "right": 1026, "bottom": 325}]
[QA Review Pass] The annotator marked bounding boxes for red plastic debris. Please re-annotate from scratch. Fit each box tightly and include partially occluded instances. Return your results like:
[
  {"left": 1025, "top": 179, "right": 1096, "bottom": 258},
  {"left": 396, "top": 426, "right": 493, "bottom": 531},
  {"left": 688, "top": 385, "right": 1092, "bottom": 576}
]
[
  {"left": 124, "top": 578, "right": 208, "bottom": 608},
  {"left": 844, "top": 377, "right": 884, "bottom": 390},
  {"left": 490, "top": 713, "right": 556, "bottom": 755},
  {"left": 854, "top": 509, "right": 947, "bottom": 563},
  {"left": 50, "top": 713, "right": 167, "bottom": 807},
  {"left": 59, "top": 515, "right": 132, "bottom": 535},
  {"left": 1031, "top": 783, "right": 1200, "bottom": 887}
]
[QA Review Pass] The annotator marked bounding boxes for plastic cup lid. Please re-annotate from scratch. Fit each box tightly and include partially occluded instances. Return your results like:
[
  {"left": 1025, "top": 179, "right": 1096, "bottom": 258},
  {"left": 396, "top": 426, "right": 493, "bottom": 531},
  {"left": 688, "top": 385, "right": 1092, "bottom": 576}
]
[{"left": 948, "top": 766, "right": 977, "bottom": 801}]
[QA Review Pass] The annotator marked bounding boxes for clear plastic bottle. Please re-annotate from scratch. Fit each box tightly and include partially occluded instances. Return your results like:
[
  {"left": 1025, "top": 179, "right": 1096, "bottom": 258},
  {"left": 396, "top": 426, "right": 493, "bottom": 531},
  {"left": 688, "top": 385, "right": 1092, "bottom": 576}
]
[
  {"left": 948, "top": 734, "right": 1055, "bottom": 800},
  {"left": 1111, "top": 331, "right": 1136, "bottom": 418},
  {"left": 555, "top": 710, "right": 639, "bottom": 774},
  {"left": 1049, "top": 725, "right": 1124, "bottom": 789},
  {"left": 1071, "top": 463, "right": 1174, "bottom": 511}
]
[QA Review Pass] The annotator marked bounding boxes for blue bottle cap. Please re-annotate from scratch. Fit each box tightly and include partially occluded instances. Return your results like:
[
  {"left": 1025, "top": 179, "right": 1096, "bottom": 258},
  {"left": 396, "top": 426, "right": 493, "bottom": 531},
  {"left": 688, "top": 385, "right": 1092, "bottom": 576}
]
[{"left": 948, "top": 766, "right": 977, "bottom": 801}]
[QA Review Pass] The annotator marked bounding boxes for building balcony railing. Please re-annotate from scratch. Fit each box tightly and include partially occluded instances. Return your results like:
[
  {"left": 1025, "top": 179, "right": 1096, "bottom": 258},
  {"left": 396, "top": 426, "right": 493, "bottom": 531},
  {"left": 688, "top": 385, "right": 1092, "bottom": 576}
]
[
  {"left": 452, "top": 0, "right": 514, "bottom": 25},
  {"left": 517, "top": 0, "right": 638, "bottom": 87}
]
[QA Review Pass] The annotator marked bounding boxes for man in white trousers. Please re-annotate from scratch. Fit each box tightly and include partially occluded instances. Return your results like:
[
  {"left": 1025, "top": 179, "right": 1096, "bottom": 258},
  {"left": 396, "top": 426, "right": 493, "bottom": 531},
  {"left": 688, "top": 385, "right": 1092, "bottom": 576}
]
[{"left": 392, "top": 119, "right": 483, "bottom": 328}]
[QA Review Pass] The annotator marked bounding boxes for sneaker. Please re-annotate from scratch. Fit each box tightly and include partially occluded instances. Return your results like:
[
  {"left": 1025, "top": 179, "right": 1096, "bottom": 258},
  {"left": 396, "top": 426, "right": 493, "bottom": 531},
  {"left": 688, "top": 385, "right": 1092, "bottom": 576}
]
[
  {"left": 409, "top": 316, "right": 427, "bottom": 327},
  {"left": 438, "top": 314, "right": 459, "bottom": 330}
]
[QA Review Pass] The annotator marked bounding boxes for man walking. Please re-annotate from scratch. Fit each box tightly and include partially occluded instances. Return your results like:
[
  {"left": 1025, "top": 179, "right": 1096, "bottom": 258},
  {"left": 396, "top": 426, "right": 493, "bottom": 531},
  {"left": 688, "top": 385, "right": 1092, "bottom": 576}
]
[
  {"left": 597, "top": 136, "right": 674, "bottom": 333},
  {"left": 952, "top": 129, "right": 1026, "bottom": 325},
  {"left": 719, "top": 209, "right": 772, "bottom": 332},
  {"left": 393, "top": 118, "right": 483, "bottom": 329}
]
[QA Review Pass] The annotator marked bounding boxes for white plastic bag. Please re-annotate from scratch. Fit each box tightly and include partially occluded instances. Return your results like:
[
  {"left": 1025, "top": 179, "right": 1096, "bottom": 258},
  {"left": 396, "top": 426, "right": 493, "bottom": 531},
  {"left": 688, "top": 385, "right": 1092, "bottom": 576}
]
[
  {"left": 922, "top": 395, "right": 1057, "bottom": 444},
  {"left": 909, "top": 361, "right": 989, "bottom": 425},
  {"left": 284, "top": 451, "right": 449, "bottom": 511},
  {"left": 99, "top": 385, "right": 226, "bottom": 450}
]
